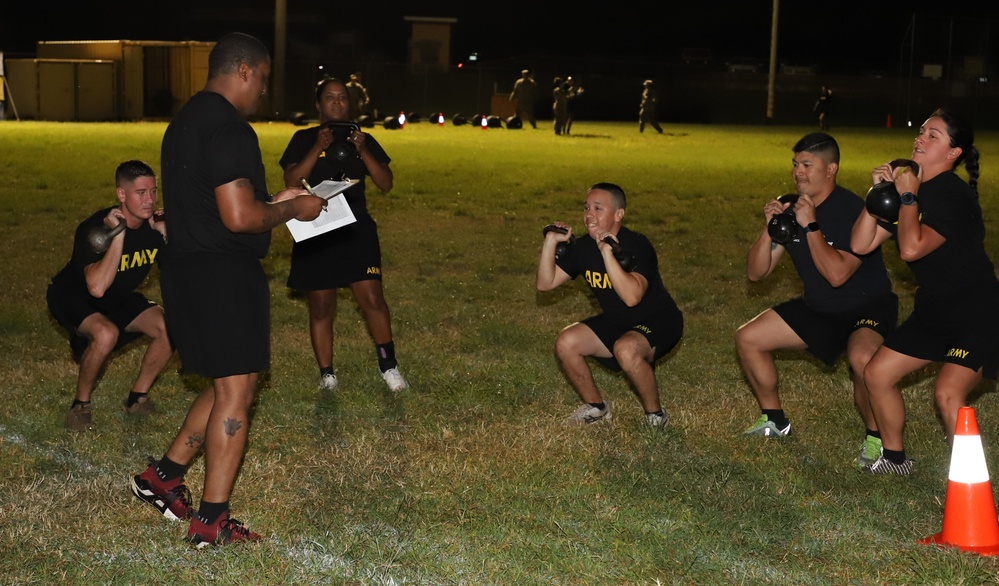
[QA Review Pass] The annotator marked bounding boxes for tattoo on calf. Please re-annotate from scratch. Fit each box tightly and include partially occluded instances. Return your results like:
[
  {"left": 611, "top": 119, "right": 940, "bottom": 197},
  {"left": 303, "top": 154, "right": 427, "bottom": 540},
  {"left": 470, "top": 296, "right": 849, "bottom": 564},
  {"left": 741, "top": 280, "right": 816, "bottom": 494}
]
[
  {"left": 185, "top": 432, "right": 204, "bottom": 448},
  {"left": 224, "top": 417, "right": 243, "bottom": 436}
]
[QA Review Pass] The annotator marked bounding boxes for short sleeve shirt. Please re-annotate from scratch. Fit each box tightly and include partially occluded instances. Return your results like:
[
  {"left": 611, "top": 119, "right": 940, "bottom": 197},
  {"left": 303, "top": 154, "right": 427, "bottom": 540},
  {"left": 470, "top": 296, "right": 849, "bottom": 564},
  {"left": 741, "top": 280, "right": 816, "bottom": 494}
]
[
  {"left": 885, "top": 171, "right": 996, "bottom": 297},
  {"left": 782, "top": 186, "right": 892, "bottom": 313},
  {"left": 160, "top": 91, "right": 271, "bottom": 257},
  {"left": 556, "top": 226, "right": 682, "bottom": 325},
  {"left": 279, "top": 127, "right": 390, "bottom": 220},
  {"left": 49, "top": 207, "right": 164, "bottom": 310}
]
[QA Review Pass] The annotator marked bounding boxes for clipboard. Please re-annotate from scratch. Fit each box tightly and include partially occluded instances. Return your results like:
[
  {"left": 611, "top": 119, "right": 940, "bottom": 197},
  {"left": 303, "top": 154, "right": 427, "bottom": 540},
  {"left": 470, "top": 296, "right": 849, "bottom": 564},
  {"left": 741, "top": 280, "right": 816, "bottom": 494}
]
[{"left": 285, "top": 179, "right": 359, "bottom": 242}]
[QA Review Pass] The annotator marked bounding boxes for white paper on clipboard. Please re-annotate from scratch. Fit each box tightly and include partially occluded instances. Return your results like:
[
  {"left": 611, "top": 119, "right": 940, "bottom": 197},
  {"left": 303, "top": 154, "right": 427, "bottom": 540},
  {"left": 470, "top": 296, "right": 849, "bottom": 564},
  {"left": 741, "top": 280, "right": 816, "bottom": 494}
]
[{"left": 285, "top": 179, "right": 359, "bottom": 242}]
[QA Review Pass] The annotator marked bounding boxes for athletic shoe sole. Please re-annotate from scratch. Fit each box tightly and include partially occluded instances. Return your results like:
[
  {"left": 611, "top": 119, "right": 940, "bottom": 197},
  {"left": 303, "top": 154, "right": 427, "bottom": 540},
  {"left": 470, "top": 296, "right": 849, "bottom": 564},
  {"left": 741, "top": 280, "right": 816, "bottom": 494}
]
[{"left": 129, "top": 475, "right": 189, "bottom": 522}]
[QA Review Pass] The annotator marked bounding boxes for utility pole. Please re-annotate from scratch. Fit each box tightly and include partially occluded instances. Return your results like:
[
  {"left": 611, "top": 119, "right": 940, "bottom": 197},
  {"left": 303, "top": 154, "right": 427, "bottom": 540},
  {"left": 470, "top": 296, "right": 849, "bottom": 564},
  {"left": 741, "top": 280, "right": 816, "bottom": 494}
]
[
  {"left": 766, "top": 0, "right": 779, "bottom": 122},
  {"left": 274, "top": 0, "right": 287, "bottom": 119}
]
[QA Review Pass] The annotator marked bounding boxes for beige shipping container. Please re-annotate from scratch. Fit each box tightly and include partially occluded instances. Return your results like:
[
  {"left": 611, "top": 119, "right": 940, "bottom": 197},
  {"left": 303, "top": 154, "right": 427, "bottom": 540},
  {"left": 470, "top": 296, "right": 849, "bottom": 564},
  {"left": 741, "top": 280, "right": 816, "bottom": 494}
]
[
  {"left": 6, "top": 59, "right": 117, "bottom": 121},
  {"left": 8, "top": 40, "right": 213, "bottom": 121}
]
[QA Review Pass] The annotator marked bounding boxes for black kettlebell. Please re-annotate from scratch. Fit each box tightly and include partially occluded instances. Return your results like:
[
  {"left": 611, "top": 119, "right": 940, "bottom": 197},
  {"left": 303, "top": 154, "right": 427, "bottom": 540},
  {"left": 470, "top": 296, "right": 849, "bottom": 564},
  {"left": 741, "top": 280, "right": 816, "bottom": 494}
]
[
  {"left": 542, "top": 224, "right": 575, "bottom": 260},
  {"left": 767, "top": 193, "right": 800, "bottom": 245},
  {"left": 323, "top": 121, "right": 361, "bottom": 162},
  {"left": 87, "top": 219, "right": 126, "bottom": 254},
  {"left": 865, "top": 158, "right": 920, "bottom": 224},
  {"left": 601, "top": 236, "right": 637, "bottom": 272}
]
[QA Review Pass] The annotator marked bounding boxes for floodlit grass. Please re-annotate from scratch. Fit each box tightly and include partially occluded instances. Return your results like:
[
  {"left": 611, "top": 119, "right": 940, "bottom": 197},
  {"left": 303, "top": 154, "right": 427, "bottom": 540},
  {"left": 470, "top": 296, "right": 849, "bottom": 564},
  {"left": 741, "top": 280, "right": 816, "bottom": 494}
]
[{"left": 2, "top": 120, "right": 999, "bottom": 584}]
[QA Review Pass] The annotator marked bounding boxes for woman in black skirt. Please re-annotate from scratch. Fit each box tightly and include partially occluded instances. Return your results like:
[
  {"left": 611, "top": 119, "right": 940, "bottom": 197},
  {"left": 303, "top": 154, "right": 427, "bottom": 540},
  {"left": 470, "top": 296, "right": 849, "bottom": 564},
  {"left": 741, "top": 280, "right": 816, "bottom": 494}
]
[{"left": 280, "top": 77, "right": 408, "bottom": 393}]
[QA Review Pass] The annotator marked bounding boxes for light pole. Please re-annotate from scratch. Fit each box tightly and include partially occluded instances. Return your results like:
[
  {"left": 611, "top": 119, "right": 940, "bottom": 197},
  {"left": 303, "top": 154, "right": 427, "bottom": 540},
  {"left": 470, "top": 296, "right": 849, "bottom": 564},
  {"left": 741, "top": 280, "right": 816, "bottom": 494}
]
[
  {"left": 274, "top": 0, "right": 287, "bottom": 118},
  {"left": 766, "top": 0, "right": 779, "bottom": 122}
]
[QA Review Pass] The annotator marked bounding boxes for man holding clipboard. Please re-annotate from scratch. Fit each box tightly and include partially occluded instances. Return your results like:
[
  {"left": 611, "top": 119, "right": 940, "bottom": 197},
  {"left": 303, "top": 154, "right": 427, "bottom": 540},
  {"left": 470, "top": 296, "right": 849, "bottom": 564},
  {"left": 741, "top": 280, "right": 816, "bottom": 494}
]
[{"left": 280, "top": 76, "right": 409, "bottom": 393}]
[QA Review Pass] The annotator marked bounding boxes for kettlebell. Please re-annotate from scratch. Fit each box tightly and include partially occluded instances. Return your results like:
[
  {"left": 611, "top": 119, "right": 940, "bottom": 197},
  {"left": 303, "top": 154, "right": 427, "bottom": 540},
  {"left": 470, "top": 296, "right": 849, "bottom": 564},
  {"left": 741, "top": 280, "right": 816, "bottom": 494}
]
[
  {"left": 767, "top": 193, "right": 800, "bottom": 245},
  {"left": 87, "top": 219, "right": 126, "bottom": 254},
  {"left": 542, "top": 224, "right": 575, "bottom": 260},
  {"left": 865, "top": 158, "right": 920, "bottom": 224},
  {"left": 323, "top": 121, "right": 361, "bottom": 162},
  {"left": 601, "top": 236, "right": 637, "bottom": 272}
]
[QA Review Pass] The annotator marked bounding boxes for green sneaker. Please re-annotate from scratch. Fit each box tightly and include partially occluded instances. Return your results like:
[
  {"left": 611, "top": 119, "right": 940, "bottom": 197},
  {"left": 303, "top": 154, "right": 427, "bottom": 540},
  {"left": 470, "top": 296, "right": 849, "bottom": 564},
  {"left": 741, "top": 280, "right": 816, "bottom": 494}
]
[
  {"left": 853, "top": 435, "right": 882, "bottom": 469},
  {"left": 742, "top": 414, "right": 790, "bottom": 437}
]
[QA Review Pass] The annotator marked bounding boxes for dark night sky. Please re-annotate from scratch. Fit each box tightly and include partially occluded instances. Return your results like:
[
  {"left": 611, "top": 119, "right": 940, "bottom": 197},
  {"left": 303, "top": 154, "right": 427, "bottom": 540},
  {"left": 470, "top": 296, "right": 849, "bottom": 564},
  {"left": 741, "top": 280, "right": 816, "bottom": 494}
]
[{"left": 3, "top": 1, "right": 998, "bottom": 70}]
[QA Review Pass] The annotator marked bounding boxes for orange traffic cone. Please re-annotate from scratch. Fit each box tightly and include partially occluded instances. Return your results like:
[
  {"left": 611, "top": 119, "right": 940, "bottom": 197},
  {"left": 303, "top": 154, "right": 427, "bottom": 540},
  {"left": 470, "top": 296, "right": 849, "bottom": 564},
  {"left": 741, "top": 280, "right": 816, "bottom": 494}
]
[{"left": 919, "top": 406, "right": 999, "bottom": 555}]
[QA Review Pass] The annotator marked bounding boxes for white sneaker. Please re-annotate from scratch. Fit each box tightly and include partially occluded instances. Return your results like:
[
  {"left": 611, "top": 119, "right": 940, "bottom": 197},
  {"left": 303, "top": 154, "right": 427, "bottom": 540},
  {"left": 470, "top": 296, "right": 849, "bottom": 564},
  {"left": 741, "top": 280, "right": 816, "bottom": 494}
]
[
  {"left": 319, "top": 372, "right": 338, "bottom": 391},
  {"left": 567, "top": 402, "right": 611, "bottom": 424},
  {"left": 645, "top": 410, "right": 669, "bottom": 428},
  {"left": 381, "top": 367, "right": 409, "bottom": 392}
]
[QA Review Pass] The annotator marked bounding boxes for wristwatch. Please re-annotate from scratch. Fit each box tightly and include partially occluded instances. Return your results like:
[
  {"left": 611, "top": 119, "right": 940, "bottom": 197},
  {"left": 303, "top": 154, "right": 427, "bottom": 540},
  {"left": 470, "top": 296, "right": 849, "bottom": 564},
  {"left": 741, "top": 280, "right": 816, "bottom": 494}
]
[
  {"left": 900, "top": 192, "right": 918, "bottom": 206},
  {"left": 804, "top": 222, "right": 821, "bottom": 233}
]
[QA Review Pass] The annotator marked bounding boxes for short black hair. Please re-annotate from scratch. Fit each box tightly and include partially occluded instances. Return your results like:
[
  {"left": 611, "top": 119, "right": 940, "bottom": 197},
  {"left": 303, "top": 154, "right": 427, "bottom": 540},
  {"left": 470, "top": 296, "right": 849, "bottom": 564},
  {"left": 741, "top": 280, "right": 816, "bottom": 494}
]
[
  {"left": 315, "top": 77, "right": 346, "bottom": 102},
  {"left": 208, "top": 32, "right": 270, "bottom": 79},
  {"left": 115, "top": 160, "right": 155, "bottom": 187},
  {"left": 792, "top": 132, "right": 840, "bottom": 164},
  {"left": 589, "top": 182, "right": 627, "bottom": 209}
]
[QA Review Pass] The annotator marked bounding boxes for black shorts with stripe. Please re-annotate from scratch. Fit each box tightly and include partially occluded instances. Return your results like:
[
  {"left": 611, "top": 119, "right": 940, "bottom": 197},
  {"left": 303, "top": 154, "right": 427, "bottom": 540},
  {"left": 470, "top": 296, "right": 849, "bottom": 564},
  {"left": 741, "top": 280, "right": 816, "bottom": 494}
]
[
  {"left": 773, "top": 293, "right": 898, "bottom": 366},
  {"left": 47, "top": 284, "right": 154, "bottom": 361},
  {"left": 885, "top": 284, "right": 999, "bottom": 379},
  {"left": 581, "top": 310, "right": 684, "bottom": 372},
  {"left": 287, "top": 215, "right": 382, "bottom": 291}
]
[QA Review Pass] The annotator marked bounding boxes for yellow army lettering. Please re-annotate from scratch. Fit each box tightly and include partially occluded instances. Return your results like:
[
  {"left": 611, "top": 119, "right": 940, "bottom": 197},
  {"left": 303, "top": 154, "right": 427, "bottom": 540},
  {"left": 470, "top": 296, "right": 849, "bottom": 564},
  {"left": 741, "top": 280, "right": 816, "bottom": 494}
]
[
  {"left": 584, "top": 270, "right": 613, "bottom": 289},
  {"left": 366, "top": 266, "right": 381, "bottom": 275},
  {"left": 855, "top": 318, "right": 879, "bottom": 328},
  {"left": 119, "top": 249, "right": 159, "bottom": 272},
  {"left": 634, "top": 324, "right": 652, "bottom": 334},
  {"left": 946, "top": 348, "right": 970, "bottom": 360}
]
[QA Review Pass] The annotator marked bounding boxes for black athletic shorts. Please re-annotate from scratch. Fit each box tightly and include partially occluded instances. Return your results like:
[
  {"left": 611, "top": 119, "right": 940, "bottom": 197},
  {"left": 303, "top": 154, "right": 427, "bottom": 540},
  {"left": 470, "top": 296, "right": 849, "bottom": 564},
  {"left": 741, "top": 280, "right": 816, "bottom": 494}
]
[
  {"left": 287, "top": 215, "right": 382, "bottom": 290},
  {"left": 160, "top": 253, "right": 270, "bottom": 379},
  {"left": 773, "top": 293, "right": 898, "bottom": 366},
  {"left": 46, "top": 284, "right": 153, "bottom": 361},
  {"left": 580, "top": 310, "right": 684, "bottom": 372},
  {"left": 884, "top": 286, "right": 999, "bottom": 379}
]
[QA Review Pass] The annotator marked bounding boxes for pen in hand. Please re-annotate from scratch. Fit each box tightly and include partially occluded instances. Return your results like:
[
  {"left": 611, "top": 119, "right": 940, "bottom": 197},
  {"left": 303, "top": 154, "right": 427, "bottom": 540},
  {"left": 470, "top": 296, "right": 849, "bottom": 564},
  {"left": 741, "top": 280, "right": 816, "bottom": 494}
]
[{"left": 300, "top": 178, "right": 328, "bottom": 211}]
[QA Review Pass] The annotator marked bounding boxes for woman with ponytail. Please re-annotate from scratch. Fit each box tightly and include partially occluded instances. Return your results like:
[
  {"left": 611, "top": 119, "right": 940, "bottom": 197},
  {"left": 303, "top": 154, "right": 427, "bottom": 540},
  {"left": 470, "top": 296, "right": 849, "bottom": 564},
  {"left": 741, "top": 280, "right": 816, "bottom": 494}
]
[{"left": 851, "top": 108, "right": 999, "bottom": 475}]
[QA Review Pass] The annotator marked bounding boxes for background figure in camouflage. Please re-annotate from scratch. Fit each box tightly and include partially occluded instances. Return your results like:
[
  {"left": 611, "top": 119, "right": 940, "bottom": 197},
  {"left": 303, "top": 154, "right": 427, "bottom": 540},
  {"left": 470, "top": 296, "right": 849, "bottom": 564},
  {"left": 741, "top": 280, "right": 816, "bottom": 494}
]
[
  {"left": 509, "top": 69, "right": 538, "bottom": 129},
  {"left": 639, "top": 80, "right": 663, "bottom": 134},
  {"left": 553, "top": 77, "right": 568, "bottom": 135}
]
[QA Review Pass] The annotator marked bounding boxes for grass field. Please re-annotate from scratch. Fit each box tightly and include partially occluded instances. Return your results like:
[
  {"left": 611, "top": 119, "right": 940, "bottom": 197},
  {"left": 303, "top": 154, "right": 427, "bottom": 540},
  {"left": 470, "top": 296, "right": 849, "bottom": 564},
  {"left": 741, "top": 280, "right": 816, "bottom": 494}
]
[{"left": 3, "top": 119, "right": 999, "bottom": 584}]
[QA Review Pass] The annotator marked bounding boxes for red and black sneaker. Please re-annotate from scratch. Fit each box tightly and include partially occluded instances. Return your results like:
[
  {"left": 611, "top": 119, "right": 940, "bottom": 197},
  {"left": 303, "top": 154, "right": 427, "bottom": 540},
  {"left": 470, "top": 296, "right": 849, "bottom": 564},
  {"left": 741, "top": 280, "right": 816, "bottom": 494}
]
[
  {"left": 129, "top": 460, "right": 193, "bottom": 521},
  {"left": 188, "top": 512, "right": 262, "bottom": 548}
]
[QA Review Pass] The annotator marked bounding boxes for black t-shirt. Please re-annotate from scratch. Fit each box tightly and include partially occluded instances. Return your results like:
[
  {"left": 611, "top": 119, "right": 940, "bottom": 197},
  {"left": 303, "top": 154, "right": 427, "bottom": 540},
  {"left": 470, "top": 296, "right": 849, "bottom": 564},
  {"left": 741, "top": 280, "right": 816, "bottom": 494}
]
[
  {"left": 279, "top": 126, "right": 390, "bottom": 220},
  {"left": 49, "top": 207, "right": 164, "bottom": 309},
  {"left": 556, "top": 226, "right": 681, "bottom": 325},
  {"left": 886, "top": 171, "right": 996, "bottom": 298},
  {"left": 782, "top": 186, "right": 892, "bottom": 313},
  {"left": 160, "top": 91, "right": 271, "bottom": 258}
]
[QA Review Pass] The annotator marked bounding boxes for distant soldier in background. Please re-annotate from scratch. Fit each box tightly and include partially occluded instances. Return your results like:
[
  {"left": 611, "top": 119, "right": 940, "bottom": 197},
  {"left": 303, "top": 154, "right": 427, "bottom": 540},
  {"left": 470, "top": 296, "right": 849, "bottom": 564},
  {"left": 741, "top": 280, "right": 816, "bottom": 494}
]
[
  {"left": 639, "top": 79, "right": 663, "bottom": 134},
  {"left": 564, "top": 76, "right": 584, "bottom": 135},
  {"left": 814, "top": 86, "right": 832, "bottom": 131},
  {"left": 553, "top": 77, "right": 568, "bottom": 135},
  {"left": 346, "top": 72, "right": 371, "bottom": 122},
  {"left": 509, "top": 69, "right": 538, "bottom": 129}
]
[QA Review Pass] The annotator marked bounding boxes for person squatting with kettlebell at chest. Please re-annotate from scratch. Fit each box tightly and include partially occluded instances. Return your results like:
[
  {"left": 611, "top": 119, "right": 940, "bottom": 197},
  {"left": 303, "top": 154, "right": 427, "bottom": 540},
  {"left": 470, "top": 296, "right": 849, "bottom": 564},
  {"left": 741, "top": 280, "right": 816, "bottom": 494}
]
[
  {"left": 537, "top": 182, "right": 684, "bottom": 428},
  {"left": 736, "top": 132, "right": 898, "bottom": 474},
  {"left": 851, "top": 108, "right": 999, "bottom": 475},
  {"left": 279, "top": 77, "right": 410, "bottom": 394}
]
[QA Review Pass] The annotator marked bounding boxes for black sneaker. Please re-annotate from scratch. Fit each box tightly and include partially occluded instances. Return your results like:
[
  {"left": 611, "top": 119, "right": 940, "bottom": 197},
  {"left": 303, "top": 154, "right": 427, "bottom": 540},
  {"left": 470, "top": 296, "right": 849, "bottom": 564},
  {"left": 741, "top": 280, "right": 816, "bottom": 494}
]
[
  {"left": 868, "top": 454, "right": 914, "bottom": 476},
  {"left": 188, "top": 512, "right": 262, "bottom": 548},
  {"left": 129, "top": 459, "right": 193, "bottom": 521}
]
